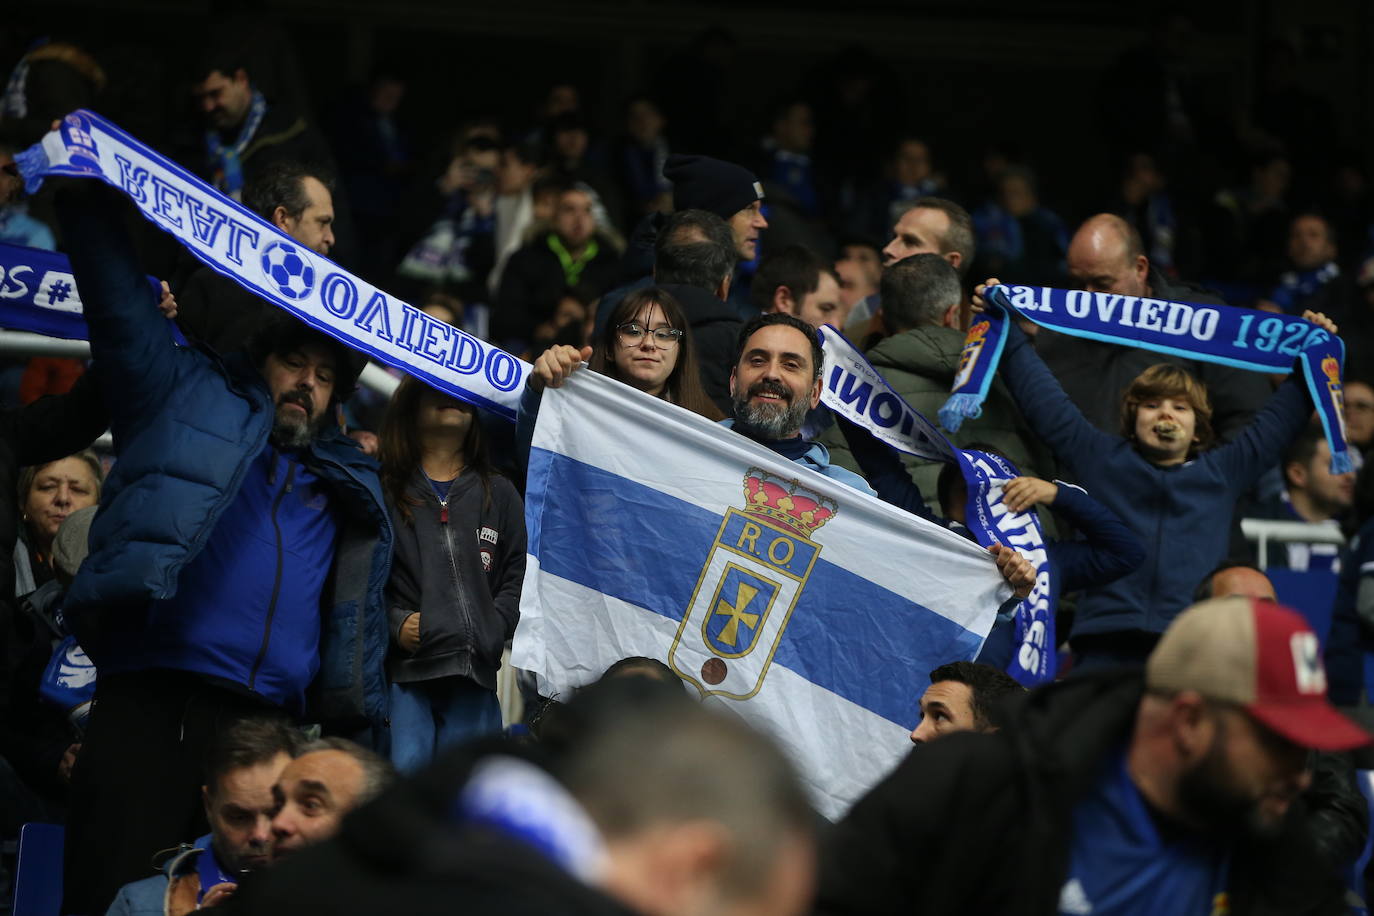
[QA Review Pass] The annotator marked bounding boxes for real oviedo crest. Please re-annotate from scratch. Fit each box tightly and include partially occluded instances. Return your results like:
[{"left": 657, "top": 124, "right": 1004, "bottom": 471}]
[{"left": 670, "top": 467, "right": 838, "bottom": 700}]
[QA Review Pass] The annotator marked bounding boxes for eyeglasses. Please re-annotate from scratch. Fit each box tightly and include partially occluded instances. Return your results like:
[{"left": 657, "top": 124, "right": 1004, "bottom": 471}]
[{"left": 616, "top": 322, "right": 684, "bottom": 349}]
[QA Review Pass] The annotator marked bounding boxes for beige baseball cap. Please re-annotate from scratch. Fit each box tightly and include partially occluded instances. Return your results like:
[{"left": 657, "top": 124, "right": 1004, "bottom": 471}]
[{"left": 1146, "top": 597, "right": 1370, "bottom": 751}]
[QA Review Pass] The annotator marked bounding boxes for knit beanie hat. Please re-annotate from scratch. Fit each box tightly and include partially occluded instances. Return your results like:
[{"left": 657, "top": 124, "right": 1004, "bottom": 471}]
[{"left": 663, "top": 154, "right": 764, "bottom": 219}]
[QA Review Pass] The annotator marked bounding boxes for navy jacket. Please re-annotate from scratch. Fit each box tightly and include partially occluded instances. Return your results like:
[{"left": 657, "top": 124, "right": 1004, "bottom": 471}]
[
  {"left": 998, "top": 321, "right": 1311, "bottom": 636},
  {"left": 56, "top": 186, "right": 392, "bottom": 728}
]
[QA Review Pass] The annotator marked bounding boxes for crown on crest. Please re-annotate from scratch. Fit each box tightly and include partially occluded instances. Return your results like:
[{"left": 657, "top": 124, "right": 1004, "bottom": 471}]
[
  {"left": 742, "top": 467, "right": 838, "bottom": 537},
  {"left": 1322, "top": 356, "right": 1341, "bottom": 384},
  {"left": 967, "top": 320, "right": 990, "bottom": 341}
]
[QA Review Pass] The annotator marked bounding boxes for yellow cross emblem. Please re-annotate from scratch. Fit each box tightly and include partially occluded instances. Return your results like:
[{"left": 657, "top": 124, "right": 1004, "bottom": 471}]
[{"left": 713, "top": 582, "right": 760, "bottom": 647}]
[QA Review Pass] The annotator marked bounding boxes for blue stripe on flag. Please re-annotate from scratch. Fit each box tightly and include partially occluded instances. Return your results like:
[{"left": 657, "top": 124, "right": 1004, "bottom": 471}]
[{"left": 528, "top": 447, "right": 985, "bottom": 726}]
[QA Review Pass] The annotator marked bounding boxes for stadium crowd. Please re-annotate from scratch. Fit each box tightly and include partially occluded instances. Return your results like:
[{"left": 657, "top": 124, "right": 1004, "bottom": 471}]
[{"left": 2, "top": 9, "right": 1374, "bottom": 915}]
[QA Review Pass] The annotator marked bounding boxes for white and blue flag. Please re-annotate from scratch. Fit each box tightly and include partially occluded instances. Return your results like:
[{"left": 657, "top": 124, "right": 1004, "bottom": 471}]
[{"left": 511, "top": 370, "right": 1010, "bottom": 818}]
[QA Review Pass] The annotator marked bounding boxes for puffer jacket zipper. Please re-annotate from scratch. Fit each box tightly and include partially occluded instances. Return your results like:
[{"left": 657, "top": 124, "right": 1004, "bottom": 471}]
[{"left": 249, "top": 454, "right": 296, "bottom": 690}]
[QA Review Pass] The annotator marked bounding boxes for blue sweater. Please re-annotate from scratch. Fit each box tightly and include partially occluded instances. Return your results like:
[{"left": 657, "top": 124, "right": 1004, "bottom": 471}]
[{"left": 998, "top": 321, "right": 1311, "bottom": 635}]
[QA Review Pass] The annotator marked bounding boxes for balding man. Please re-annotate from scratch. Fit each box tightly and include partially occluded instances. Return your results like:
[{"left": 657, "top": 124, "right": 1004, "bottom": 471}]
[
  {"left": 1033, "top": 214, "right": 1270, "bottom": 442},
  {"left": 1194, "top": 561, "right": 1277, "bottom": 602}
]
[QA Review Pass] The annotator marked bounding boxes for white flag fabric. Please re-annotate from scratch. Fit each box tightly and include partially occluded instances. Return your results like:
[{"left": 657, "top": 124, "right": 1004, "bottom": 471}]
[{"left": 511, "top": 370, "right": 1009, "bottom": 818}]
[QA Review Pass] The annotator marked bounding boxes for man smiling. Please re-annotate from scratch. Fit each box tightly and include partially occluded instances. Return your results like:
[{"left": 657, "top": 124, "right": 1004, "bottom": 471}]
[{"left": 722, "top": 313, "right": 873, "bottom": 494}]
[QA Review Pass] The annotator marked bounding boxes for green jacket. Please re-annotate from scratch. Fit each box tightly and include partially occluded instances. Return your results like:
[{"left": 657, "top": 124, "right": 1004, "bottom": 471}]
[{"left": 819, "top": 325, "right": 1056, "bottom": 516}]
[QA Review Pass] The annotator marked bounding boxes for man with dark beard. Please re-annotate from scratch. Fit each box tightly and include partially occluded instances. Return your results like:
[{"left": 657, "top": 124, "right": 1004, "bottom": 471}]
[
  {"left": 51, "top": 184, "right": 391, "bottom": 916},
  {"left": 815, "top": 597, "right": 1370, "bottom": 916},
  {"left": 722, "top": 312, "right": 874, "bottom": 494}
]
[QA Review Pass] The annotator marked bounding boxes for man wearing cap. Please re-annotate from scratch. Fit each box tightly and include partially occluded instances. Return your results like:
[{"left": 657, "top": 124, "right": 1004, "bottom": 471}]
[
  {"left": 816, "top": 597, "right": 1369, "bottom": 915},
  {"left": 52, "top": 184, "right": 392, "bottom": 915},
  {"left": 595, "top": 153, "right": 768, "bottom": 335}
]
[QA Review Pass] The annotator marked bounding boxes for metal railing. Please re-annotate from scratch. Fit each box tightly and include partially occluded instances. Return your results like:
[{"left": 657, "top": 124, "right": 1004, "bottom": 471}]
[{"left": 1240, "top": 517, "right": 1346, "bottom": 569}]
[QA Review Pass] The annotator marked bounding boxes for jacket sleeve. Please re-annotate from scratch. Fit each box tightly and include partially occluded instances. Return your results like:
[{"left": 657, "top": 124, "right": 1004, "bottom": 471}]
[
  {"left": 490, "top": 478, "right": 527, "bottom": 639},
  {"left": 1209, "top": 374, "right": 1312, "bottom": 492},
  {"left": 1001, "top": 321, "right": 1118, "bottom": 469},
  {"left": 831, "top": 415, "right": 945, "bottom": 526},
  {"left": 1197, "top": 362, "right": 1271, "bottom": 444},
  {"left": 54, "top": 185, "right": 177, "bottom": 436},
  {"left": 4, "top": 368, "right": 108, "bottom": 467},
  {"left": 514, "top": 382, "right": 543, "bottom": 474},
  {"left": 1045, "top": 482, "right": 1146, "bottom": 592},
  {"left": 973, "top": 599, "right": 1019, "bottom": 670}
]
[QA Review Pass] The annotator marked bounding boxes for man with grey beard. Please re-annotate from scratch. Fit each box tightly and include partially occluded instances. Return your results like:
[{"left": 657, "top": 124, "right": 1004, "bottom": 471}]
[{"left": 722, "top": 312, "right": 874, "bottom": 494}]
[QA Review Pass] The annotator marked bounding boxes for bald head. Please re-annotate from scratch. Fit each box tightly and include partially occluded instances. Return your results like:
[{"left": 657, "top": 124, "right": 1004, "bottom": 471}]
[
  {"left": 1207, "top": 565, "right": 1278, "bottom": 602},
  {"left": 1066, "top": 213, "right": 1150, "bottom": 298}
]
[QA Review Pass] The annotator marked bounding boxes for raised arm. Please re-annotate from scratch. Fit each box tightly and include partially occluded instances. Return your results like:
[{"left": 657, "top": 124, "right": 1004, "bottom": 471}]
[
  {"left": 53, "top": 184, "right": 179, "bottom": 436},
  {"left": 973, "top": 282, "right": 1117, "bottom": 470}
]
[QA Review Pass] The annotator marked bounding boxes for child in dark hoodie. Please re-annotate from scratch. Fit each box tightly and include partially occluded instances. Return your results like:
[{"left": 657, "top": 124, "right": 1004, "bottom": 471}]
[{"left": 379, "top": 376, "right": 526, "bottom": 771}]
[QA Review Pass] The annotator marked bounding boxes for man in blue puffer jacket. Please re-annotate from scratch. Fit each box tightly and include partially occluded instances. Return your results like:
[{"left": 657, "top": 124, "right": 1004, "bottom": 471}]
[{"left": 52, "top": 184, "right": 392, "bottom": 916}]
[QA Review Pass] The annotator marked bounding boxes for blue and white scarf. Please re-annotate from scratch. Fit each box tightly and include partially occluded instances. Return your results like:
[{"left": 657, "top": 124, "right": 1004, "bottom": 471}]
[
  {"left": 17, "top": 111, "right": 528, "bottom": 419},
  {"left": 205, "top": 89, "right": 267, "bottom": 198},
  {"left": 0, "top": 241, "right": 166, "bottom": 339},
  {"left": 819, "top": 326, "right": 1055, "bottom": 685},
  {"left": 941, "top": 284, "right": 1353, "bottom": 475}
]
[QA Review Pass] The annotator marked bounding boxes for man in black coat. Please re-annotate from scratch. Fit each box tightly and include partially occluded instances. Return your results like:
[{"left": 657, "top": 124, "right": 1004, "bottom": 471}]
[{"left": 817, "top": 597, "right": 1369, "bottom": 916}]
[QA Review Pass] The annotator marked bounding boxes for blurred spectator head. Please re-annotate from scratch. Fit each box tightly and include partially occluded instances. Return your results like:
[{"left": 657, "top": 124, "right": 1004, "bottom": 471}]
[
  {"left": 909, "top": 660, "right": 1023, "bottom": 745},
  {"left": 271, "top": 738, "right": 394, "bottom": 861},
  {"left": 625, "top": 96, "right": 666, "bottom": 146},
  {"left": 549, "top": 112, "right": 590, "bottom": 166},
  {"left": 244, "top": 161, "right": 336, "bottom": 255},
  {"left": 1120, "top": 363, "right": 1214, "bottom": 465},
  {"left": 550, "top": 679, "right": 815, "bottom": 916},
  {"left": 498, "top": 140, "right": 542, "bottom": 196},
  {"left": 248, "top": 318, "right": 365, "bottom": 446},
  {"left": 194, "top": 45, "right": 255, "bottom": 131},
  {"left": 891, "top": 137, "right": 933, "bottom": 188},
  {"left": 379, "top": 375, "right": 490, "bottom": 525},
  {"left": 1121, "top": 152, "right": 1166, "bottom": 205},
  {"left": 835, "top": 240, "right": 881, "bottom": 312},
  {"left": 768, "top": 98, "right": 815, "bottom": 154},
  {"left": 655, "top": 209, "right": 737, "bottom": 298},
  {"left": 1287, "top": 212, "right": 1337, "bottom": 271},
  {"left": 19, "top": 450, "right": 102, "bottom": 560},
  {"left": 730, "top": 313, "right": 823, "bottom": 440},
  {"left": 1282, "top": 422, "right": 1354, "bottom": 522},
  {"left": 552, "top": 182, "right": 599, "bottom": 251},
  {"left": 752, "top": 245, "right": 845, "bottom": 329},
  {"left": 1066, "top": 213, "right": 1149, "bottom": 297},
  {"left": 1138, "top": 598, "right": 1368, "bottom": 839},
  {"left": 997, "top": 165, "right": 1038, "bottom": 218},
  {"left": 202, "top": 718, "right": 301, "bottom": 875},
  {"left": 882, "top": 198, "right": 974, "bottom": 277},
  {"left": 1342, "top": 378, "right": 1374, "bottom": 451},
  {"left": 367, "top": 72, "right": 405, "bottom": 116},
  {"left": 420, "top": 290, "right": 464, "bottom": 327},
  {"left": 590, "top": 287, "right": 707, "bottom": 408},
  {"left": 1193, "top": 561, "right": 1277, "bottom": 603},
  {"left": 1249, "top": 147, "right": 1291, "bottom": 203},
  {"left": 542, "top": 82, "right": 581, "bottom": 120},
  {"left": 662, "top": 154, "right": 767, "bottom": 261},
  {"left": 598, "top": 655, "right": 680, "bottom": 685},
  {"left": 0, "top": 133, "right": 23, "bottom": 206},
  {"left": 881, "top": 253, "right": 962, "bottom": 332}
]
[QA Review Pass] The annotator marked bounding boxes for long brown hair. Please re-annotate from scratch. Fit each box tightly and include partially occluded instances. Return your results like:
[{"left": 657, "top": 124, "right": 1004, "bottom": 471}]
[
  {"left": 379, "top": 376, "right": 494, "bottom": 524},
  {"left": 589, "top": 286, "right": 723, "bottom": 420}
]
